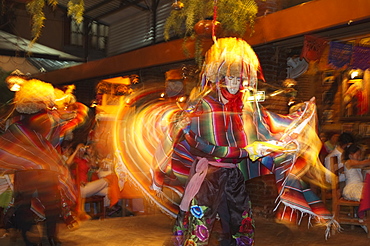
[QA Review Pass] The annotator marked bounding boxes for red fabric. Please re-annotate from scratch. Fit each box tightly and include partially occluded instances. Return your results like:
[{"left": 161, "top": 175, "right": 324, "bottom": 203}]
[
  {"left": 220, "top": 88, "right": 243, "bottom": 130},
  {"left": 72, "top": 158, "right": 89, "bottom": 184},
  {"left": 220, "top": 89, "right": 243, "bottom": 113},
  {"left": 359, "top": 173, "right": 370, "bottom": 218},
  {"left": 90, "top": 172, "right": 99, "bottom": 181},
  {"left": 104, "top": 174, "right": 121, "bottom": 207}
]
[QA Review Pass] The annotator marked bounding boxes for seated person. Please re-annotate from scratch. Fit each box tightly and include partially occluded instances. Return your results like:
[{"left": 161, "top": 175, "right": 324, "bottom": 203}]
[
  {"left": 323, "top": 132, "right": 340, "bottom": 154},
  {"left": 61, "top": 140, "right": 84, "bottom": 166},
  {"left": 324, "top": 132, "right": 354, "bottom": 189},
  {"left": 342, "top": 143, "right": 370, "bottom": 201},
  {"left": 69, "top": 144, "right": 121, "bottom": 219}
]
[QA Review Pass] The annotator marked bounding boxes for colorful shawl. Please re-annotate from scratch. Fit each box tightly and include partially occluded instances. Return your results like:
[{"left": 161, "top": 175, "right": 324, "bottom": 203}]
[
  {"left": 113, "top": 38, "right": 335, "bottom": 235},
  {"left": 112, "top": 85, "right": 334, "bottom": 234},
  {"left": 150, "top": 94, "right": 334, "bottom": 227},
  {"left": 0, "top": 122, "right": 77, "bottom": 203},
  {"left": 245, "top": 98, "right": 333, "bottom": 221},
  {"left": 0, "top": 104, "right": 90, "bottom": 208}
]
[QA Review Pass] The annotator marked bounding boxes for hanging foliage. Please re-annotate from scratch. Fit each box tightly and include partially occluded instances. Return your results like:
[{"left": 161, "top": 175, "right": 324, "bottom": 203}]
[
  {"left": 67, "top": 0, "right": 84, "bottom": 23},
  {"left": 164, "top": 0, "right": 258, "bottom": 40},
  {"left": 164, "top": 0, "right": 260, "bottom": 65},
  {"left": 26, "top": 0, "right": 84, "bottom": 45}
]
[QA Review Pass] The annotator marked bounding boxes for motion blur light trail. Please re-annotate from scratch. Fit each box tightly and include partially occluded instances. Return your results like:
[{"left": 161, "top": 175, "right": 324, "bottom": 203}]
[
  {"left": 113, "top": 88, "right": 182, "bottom": 217},
  {"left": 110, "top": 83, "right": 333, "bottom": 222}
]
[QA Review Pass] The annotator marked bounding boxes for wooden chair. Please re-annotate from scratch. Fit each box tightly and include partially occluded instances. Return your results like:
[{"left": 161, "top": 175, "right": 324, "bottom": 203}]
[
  {"left": 330, "top": 156, "right": 370, "bottom": 237},
  {"left": 321, "top": 180, "right": 332, "bottom": 206},
  {"left": 85, "top": 195, "right": 106, "bottom": 219}
]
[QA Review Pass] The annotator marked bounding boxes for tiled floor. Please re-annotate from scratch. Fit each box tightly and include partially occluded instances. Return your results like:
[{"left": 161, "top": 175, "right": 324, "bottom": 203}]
[{"left": 1, "top": 213, "right": 369, "bottom": 245}]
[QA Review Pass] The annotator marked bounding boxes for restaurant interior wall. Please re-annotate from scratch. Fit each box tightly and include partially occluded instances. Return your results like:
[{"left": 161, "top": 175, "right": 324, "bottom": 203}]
[
  {"left": 313, "top": 36, "right": 370, "bottom": 145},
  {"left": 269, "top": 32, "right": 370, "bottom": 142}
]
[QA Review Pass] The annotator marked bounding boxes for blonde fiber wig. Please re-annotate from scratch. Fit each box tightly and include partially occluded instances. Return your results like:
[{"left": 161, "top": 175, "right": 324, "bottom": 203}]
[
  {"left": 201, "top": 37, "right": 260, "bottom": 89},
  {"left": 14, "top": 79, "right": 55, "bottom": 114}
]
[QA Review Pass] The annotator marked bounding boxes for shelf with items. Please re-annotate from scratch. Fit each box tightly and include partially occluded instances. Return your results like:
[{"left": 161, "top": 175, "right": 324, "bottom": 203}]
[{"left": 341, "top": 69, "right": 370, "bottom": 121}]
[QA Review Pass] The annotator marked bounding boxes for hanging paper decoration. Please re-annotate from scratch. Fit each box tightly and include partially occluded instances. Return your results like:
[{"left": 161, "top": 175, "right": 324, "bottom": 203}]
[
  {"left": 328, "top": 41, "right": 353, "bottom": 69},
  {"left": 301, "top": 35, "right": 328, "bottom": 61},
  {"left": 352, "top": 45, "right": 370, "bottom": 70}
]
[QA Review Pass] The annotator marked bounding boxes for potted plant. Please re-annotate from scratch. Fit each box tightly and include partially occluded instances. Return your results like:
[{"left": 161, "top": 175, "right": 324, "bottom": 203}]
[{"left": 164, "top": 0, "right": 260, "bottom": 64}]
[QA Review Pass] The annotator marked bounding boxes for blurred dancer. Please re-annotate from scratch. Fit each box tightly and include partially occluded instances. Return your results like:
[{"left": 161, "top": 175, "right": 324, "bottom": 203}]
[
  {"left": 168, "top": 38, "right": 259, "bottom": 246},
  {"left": 14, "top": 170, "right": 61, "bottom": 246},
  {"left": 153, "top": 38, "right": 334, "bottom": 245},
  {"left": 0, "top": 78, "right": 88, "bottom": 245}
]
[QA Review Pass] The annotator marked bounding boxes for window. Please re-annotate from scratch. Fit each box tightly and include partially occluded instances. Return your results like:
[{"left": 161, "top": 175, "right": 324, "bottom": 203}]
[
  {"left": 70, "top": 20, "right": 109, "bottom": 51},
  {"left": 90, "top": 21, "right": 109, "bottom": 50},
  {"left": 70, "top": 20, "right": 83, "bottom": 46}
]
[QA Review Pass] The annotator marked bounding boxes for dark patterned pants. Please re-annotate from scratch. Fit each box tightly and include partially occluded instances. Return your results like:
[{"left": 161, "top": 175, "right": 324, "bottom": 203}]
[{"left": 173, "top": 164, "right": 255, "bottom": 246}]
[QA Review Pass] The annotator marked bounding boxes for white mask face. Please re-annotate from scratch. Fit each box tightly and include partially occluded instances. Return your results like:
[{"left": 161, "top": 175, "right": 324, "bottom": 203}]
[{"left": 224, "top": 76, "right": 241, "bottom": 94}]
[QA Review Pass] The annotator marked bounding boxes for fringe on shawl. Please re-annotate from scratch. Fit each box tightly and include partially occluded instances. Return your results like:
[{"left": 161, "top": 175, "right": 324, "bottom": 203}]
[{"left": 274, "top": 200, "right": 342, "bottom": 240}]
